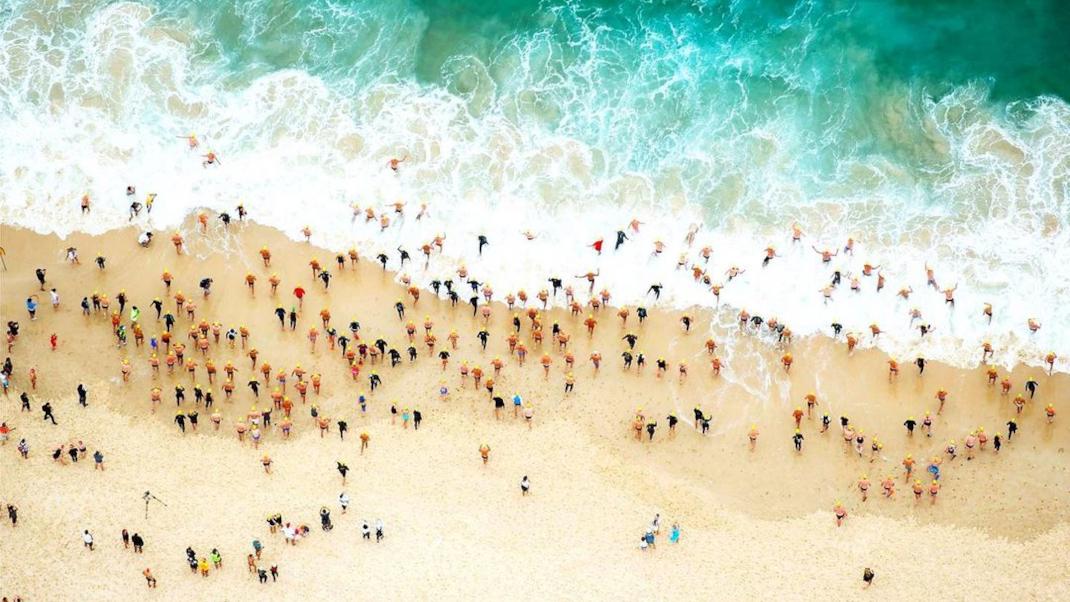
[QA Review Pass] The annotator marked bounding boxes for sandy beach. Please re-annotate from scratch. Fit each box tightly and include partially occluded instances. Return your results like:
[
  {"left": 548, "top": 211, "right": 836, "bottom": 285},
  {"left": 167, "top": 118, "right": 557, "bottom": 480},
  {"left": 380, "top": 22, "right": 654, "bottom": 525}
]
[{"left": 0, "top": 218, "right": 1067, "bottom": 600}]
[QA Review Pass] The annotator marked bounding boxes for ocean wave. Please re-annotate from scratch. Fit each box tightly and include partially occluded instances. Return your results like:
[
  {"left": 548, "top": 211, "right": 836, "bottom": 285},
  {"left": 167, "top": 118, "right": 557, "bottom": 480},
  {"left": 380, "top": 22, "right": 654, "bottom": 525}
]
[{"left": 1, "top": 0, "right": 1068, "bottom": 372}]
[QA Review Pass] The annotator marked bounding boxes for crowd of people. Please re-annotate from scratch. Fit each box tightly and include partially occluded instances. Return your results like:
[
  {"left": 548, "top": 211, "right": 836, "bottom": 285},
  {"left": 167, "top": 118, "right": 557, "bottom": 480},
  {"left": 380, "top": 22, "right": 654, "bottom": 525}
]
[{"left": 0, "top": 168, "right": 1062, "bottom": 594}]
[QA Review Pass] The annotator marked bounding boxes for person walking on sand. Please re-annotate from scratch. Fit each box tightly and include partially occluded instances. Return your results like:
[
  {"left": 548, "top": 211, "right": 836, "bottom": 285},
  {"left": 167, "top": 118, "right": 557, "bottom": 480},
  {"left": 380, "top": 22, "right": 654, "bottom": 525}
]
[
  {"left": 858, "top": 476, "right": 871, "bottom": 502},
  {"left": 479, "top": 443, "right": 491, "bottom": 465},
  {"left": 42, "top": 402, "right": 57, "bottom": 425},
  {"left": 863, "top": 568, "right": 875, "bottom": 589},
  {"left": 83, "top": 530, "right": 95, "bottom": 551},
  {"left": 833, "top": 502, "right": 847, "bottom": 526},
  {"left": 143, "top": 568, "right": 157, "bottom": 588}
]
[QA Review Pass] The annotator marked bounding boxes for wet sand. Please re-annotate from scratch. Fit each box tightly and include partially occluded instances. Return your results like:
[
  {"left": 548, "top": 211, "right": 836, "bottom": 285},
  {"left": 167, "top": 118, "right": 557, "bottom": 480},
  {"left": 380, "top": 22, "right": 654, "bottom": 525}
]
[{"left": 0, "top": 219, "right": 1067, "bottom": 600}]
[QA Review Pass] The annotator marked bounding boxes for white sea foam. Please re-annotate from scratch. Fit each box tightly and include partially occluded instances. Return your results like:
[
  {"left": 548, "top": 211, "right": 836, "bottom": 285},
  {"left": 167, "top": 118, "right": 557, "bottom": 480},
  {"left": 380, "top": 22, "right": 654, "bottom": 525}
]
[{"left": 1, "top": 2, "right": 1068, "bottom": 373}]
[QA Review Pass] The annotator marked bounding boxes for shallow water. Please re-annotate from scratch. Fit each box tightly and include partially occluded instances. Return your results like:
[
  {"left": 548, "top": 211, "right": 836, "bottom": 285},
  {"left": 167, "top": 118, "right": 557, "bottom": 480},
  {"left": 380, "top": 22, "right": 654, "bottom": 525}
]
[{"left": 1, "top": 0, "right": 1068, "bottom": 369}]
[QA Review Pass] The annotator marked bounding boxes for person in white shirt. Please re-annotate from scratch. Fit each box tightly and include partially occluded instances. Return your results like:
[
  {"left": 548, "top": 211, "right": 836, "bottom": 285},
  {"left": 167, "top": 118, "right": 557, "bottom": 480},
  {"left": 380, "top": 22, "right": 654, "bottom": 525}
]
[
  {"left": 338, "top": 492, "right": 349, "bottom": 514},
  {"left": 82, "top": 530, "right": 94, "bottom": 550}
]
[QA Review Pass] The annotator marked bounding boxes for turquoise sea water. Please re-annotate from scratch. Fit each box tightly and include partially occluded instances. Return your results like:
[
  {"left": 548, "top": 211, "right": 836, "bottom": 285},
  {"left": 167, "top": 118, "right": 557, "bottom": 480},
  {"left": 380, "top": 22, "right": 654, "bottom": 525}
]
[
  {"left": 142, "top": 0, "right": 1070, "bottom": 203},
  {"left": 2, "top": 0, "right": 1068, "bottom": 368}
]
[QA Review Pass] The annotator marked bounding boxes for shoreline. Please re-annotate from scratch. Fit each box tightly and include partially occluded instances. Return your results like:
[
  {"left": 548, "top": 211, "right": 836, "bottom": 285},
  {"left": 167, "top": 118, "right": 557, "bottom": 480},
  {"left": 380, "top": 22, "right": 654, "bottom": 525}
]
[
  {"left": 1, "top": 220, "right": 1068, "bottom": 599},
  {"left": 1, "top": 200, "right": 1063, "bottom": 376}
]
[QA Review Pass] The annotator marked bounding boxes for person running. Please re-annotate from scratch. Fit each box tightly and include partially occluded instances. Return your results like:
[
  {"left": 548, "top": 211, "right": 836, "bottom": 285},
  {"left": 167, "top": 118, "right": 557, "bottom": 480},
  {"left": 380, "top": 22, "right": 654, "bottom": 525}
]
[
  {"left": 41, "top": 402, "right": 57, "bottom": 425},
  {"left": 851, "top": 473, "right": 871, "bottom": 501},
  {"left": 833, "top": 502, "right": 847, "bottom": 526},
  {"left": 904, "top": 416, "right": 916, "bottom": 436}
]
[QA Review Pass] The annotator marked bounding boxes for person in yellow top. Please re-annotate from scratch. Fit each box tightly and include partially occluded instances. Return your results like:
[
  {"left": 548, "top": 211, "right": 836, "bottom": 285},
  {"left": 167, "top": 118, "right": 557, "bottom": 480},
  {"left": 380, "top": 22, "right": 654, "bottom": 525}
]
[{"left": 198, "top": 557, "right": 210, "bottom": 577}]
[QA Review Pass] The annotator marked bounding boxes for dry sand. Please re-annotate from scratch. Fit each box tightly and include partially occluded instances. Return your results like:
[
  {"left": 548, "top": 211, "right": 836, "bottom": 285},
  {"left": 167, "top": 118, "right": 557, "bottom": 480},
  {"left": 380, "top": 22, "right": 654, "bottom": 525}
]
[{"left": 0, "top": 219, "right": 1067, "bottom": 600}]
